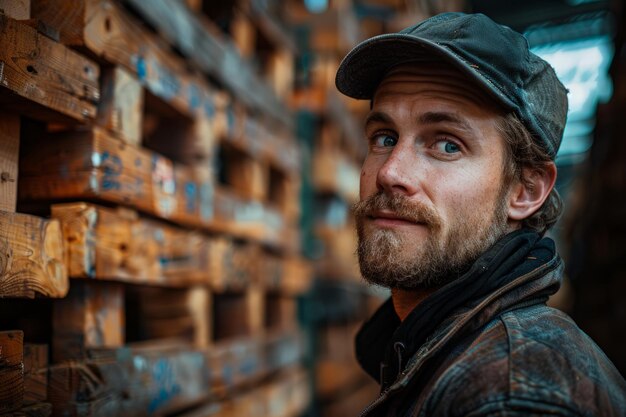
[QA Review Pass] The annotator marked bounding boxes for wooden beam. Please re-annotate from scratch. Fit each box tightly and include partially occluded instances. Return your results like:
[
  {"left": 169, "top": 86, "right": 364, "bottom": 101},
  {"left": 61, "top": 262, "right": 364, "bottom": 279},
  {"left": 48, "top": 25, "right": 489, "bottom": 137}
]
[
  {"left": 31, "top": 0, "right": 217, "bottom": 121},
  {"left": 51, "top": 203, "right": 162, "bottom": 284},
  {"left": 96, "top": 66, "right": 144, "bottom": 146},
  {"left": 0, "top": 211, "right": 68, "bottom": 298},
  {"left": 48, "top": 341, "right": 211, "bottom": 416},
  {"left": 0, "top": 14, "right": 99, "bottom": 123},
  {"left": 121, "top": 0, "right": 292, "bottom": 127},
  {"left": 0, "top": 330, "right": 24, "bottom": 414},
  {"left": 131, "top": 286, "right": 210, "bottom": 348},
  {"left": 0, "top": 113, "right": 19, "bottom": 212},
  {"left": 0, "top": 0, "right": 30, "bottom": 20},
  {"left": 19, "top": 128, "right": 155, "bottom": 214},
  {"left": 52, "top": 280, "right": 125, "bottom": 362},
  {"left": 23, "top": 344, "right": 48, "bottom": 405},
  {"left": 52, "top": 202, "right": 212, "bottom": 286}
]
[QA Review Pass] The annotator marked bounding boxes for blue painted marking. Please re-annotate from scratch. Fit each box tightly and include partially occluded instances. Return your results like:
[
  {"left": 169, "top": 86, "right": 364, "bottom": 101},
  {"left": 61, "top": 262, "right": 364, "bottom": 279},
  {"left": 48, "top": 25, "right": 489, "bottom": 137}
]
[
  {"left": 185, "top": 182, "right": 197, "bottom": 213},
  {"left": 135, "top": 55, "right": 147, "bottom": 81}
]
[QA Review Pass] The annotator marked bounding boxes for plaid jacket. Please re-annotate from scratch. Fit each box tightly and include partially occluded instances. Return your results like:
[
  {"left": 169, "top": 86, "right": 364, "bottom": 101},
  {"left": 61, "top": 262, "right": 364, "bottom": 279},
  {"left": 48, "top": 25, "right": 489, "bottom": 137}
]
[{"left": 357, "top": 259, "right": 626, "bottom": 416}]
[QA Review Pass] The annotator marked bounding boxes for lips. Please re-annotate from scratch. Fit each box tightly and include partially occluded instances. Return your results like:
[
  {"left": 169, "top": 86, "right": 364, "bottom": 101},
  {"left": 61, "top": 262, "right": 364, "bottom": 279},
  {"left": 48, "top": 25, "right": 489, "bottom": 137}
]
[{"left": 369, "top": 210, "right": 421, "bottom": 225}]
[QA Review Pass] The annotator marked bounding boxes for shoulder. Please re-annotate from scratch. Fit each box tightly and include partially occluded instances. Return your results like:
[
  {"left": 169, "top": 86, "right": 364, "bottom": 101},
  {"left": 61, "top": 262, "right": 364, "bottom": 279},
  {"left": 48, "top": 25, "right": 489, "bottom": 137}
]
[{"left": 422, "top": 305, "right": 626, "bottom": 417}]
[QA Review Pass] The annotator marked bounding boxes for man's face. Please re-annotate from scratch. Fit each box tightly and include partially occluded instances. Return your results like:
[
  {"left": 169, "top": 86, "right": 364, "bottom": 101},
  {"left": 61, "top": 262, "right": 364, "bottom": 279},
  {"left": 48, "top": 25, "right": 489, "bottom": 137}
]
[{"left": 354, "top": 63, "right": 514, "bottom": 289}]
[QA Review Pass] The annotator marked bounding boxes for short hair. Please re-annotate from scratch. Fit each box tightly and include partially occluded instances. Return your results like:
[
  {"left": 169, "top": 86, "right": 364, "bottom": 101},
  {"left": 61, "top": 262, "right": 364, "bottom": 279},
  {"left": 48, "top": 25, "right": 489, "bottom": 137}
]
[{"left": 497, "top": 112, "right": 563, "bottom": 235}]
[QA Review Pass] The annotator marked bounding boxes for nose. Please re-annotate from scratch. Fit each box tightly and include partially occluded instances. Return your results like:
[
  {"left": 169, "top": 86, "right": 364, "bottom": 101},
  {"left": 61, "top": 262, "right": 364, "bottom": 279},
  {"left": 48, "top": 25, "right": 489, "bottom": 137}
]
[{"left": 376, "top": 144, "right": 419, "bottom": 196}]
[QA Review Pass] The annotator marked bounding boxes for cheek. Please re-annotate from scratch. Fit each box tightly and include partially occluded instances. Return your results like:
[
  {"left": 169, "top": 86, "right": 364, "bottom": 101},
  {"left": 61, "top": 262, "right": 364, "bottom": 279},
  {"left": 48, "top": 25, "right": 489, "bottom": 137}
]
[{"left": 359, "top": 160, "right": 379, "bottom": 199}]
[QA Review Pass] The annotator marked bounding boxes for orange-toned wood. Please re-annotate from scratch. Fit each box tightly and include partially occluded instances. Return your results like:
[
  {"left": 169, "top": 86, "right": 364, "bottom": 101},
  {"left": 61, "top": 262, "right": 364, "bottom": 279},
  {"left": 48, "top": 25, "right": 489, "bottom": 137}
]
[
  {"left": 52, "top": 280, "right": 125, "bottom": 362},
  {"left": 51, "top": 202, "right": 162, "bottom": 284},
  {"left": 23, "top": 343, "right": 48, "bottom": 405},
  {"left": 132, "top": 286, "right": 211, "bottom": 348},
  {"left": 31, "top": 0, "right": 215, "bottom": 121},
  {"left": 0, "top": 113, "right": 19, "bottom": 212},
  {"left": 96, "top": 66, "right": 144, "bottom": 145},
  {"left": 0, "top": 0, "right": 30, "bottom": 19},
  {"left": 0, "top": 15, "right": 99, "bottom": 122},
  {"left": 0, "top": 211, "right": 68, "bottom": 298},
  {"left": 20, "top": 128, "right": 154, "bottom": 213},
  {"left": 0, "top": 330, "right": 24, "bottom": 413}
]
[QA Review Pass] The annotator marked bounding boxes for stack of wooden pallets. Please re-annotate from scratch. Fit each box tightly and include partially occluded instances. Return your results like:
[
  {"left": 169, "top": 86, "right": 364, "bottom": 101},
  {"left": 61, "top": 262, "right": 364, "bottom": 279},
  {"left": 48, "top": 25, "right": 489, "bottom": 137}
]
[{"left": 0, "top": 0, "right": 311, "bottom": 415}]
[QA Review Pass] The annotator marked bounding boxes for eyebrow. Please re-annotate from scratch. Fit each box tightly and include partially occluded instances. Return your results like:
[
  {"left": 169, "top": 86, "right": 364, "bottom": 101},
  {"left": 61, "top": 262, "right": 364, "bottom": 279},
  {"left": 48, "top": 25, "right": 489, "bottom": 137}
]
[
  {"left": 418, "top": 111, "right": 473, "bottom": 132},
  {"left": 364, "top": 111, "right": 393, "bottom": 128}
]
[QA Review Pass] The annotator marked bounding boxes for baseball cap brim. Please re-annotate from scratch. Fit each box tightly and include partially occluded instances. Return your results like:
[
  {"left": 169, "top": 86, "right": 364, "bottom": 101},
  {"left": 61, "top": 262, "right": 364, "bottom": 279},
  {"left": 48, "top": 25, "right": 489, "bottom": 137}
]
[{"left": 335, "top": 33, "right": 518, "bottom": 112}]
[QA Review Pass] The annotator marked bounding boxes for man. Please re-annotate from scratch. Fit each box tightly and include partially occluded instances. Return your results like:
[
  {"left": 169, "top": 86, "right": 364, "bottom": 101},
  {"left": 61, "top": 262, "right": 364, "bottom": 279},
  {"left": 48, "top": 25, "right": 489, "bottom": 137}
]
[{"left": 335, "top": 12, "right": 626, "bottom": 416}]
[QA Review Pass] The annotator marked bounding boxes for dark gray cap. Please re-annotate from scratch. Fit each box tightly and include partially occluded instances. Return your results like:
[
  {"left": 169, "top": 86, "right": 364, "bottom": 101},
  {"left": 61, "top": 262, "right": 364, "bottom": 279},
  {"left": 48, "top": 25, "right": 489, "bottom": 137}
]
[{"left": 335, "top": 12, "right": 568, "bottom": 158}]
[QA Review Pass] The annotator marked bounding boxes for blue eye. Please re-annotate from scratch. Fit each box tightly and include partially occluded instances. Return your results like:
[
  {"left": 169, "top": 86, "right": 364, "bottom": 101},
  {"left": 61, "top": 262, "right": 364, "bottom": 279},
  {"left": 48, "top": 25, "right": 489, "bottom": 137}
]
[
  {"left": 435, "top": 140, "right": 461, "bottom": 154},
  {"left": 373, "top": 134, "right": 397, "bottom": 147}
]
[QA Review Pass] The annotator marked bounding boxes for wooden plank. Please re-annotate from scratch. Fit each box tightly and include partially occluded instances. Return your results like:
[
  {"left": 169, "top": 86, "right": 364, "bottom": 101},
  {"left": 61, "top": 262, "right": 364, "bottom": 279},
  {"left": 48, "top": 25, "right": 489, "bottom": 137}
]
[
  {"left": 312, "top": 149, "right": 360, "bottom": 203},
  {"left": 96, "top": 66, "right": 144, "bottom": 146},
  {"left": 48, "top": 342, "right": 210, "bottom": 416},
  {"left": 131, "top": 286, "right": 210, "bottom": 348},
  {"left": 208, "top": 237, "right": 257, "bottom": 292},
  {"left": 0, "top": 113, "right": 19, "bottom": 213},
  {"left": 0, "top": 0, "right": 30, "bottom": 20},
  {"left": 0, "top": 211, "right": 68, "bottom": 298},
  {"left": 172, "top": 164, "right": 214, "bottom": 227},
  {"left": 122, "top": 0, "right": 292, "bottom": 127},
  {"left": 158, "top": 224, "right": 211, "bottom": 286},
  {"left": 31, "top": 0, "right": 217, "bottom": 122},
  {"left": 51, "top": 203, "right": 162, "bottom": 285},
  {"left": 23, "top": 344, "right": 48, "bottom": 405},
  {"left": 0, "top": 330, "right": 24, "bottom": 414},
  {"left": 53, "top": 281, "right": 124, "bottom": 362},
  {"left": 51, "top": 202, "right": 212, "bottom": 286},
  {"left": 0, "top": 15, "right": 99, "bottom": 122},
  {"left": 19, "top": 128, "right": 154, "bottom": 212}
]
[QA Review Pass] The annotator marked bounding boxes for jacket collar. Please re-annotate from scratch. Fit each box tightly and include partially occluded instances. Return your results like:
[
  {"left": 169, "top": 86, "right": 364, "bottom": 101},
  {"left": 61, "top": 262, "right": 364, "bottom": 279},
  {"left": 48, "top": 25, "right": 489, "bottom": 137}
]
[{"left": 355, "top": 229, "right": 562, "bottom": 393}]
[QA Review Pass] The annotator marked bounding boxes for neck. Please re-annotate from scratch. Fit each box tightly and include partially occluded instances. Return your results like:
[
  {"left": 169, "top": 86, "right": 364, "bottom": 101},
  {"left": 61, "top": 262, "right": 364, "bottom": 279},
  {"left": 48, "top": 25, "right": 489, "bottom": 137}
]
[{"left": 391, "top": 287, "right": 437, "bottom": 321}]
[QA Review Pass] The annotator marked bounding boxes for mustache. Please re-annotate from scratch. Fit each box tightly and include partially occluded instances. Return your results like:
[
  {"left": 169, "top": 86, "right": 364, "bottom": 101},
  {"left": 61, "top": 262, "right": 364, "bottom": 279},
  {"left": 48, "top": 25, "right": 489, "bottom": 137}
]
[{"left": 352, "top": 193, "right": 441, "bottom": 228}]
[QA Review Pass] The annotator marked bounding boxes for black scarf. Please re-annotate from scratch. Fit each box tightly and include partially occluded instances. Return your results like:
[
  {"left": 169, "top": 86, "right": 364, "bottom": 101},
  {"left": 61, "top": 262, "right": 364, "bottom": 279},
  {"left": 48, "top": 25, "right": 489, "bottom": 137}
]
[{"left": 355, "top": 228, "right": 561, "bottom": 389}]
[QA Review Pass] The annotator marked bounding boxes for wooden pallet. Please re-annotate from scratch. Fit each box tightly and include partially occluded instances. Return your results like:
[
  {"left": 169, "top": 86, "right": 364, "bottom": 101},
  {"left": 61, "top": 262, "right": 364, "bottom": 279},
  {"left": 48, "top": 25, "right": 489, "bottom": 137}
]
[{"left": 0, "top": 14, "right": 99, "bottom": 124}]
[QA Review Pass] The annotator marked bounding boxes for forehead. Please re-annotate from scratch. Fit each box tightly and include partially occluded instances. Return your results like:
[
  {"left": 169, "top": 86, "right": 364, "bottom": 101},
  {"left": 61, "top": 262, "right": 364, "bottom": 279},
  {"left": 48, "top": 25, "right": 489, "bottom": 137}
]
[{"left": 372, "top": 62, "right": 502, "bottom": 112}]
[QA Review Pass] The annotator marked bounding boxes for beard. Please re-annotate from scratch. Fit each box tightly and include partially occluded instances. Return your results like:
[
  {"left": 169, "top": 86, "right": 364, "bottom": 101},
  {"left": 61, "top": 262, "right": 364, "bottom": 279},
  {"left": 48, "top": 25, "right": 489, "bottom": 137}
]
[{"left": 352, "top": 190, "right": 510, "bottom": 290}]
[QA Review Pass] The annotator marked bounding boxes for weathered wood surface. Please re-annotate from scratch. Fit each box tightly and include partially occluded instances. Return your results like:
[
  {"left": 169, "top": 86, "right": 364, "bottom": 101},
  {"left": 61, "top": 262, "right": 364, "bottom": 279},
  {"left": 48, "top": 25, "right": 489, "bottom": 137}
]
[
  {"left": 47, "top": 341, "right": 210, "bottom": 417},
  {"left": 51, "top": 202, "right": 160, "bottom": 284},
  {"left": 0, "top": 211, "right": 68, "bottom": 298},
  {"left": 52, "top": 280, "right": 124, "bottom": 362},
  {"left": 43, "top": 331, "right": 303, "bottom": 416},
  {"left": 0, "top": 0, "right": 30, "bottom": 20},
  {"left": 121, "top": 0, "right": 292, "bottom": 127},
  {"left": 0, "top": 14, "right": 99, "bottom": 122},
  {"left": 22, "top": 344, "right": 48, "bottom": 405},
  {"left": 19, "top": 128, "right": 154, "bottom": 213},
  {"left": 0, "top": 113, "right": 19, "bottom": 212},
  {"left": 0, "top": 330, "right": 24, "bottom": 414},
  {"left": 51, "top": 202, "right": 211, "bottom": 286},
  {"left": 31, "top": 0, "right": 217, "bottom": 122},
  {"left": 96, "top": 66, "right": 143, "bottom": 146},
  {"left": 131, "top": 286, "right": 210, "bottom": 348},
  {"left": 180, "top": 366, "right": 310, "bottom": 417},
  {"left": 208, "top": 237, "right": 257, "bottom": 292}
]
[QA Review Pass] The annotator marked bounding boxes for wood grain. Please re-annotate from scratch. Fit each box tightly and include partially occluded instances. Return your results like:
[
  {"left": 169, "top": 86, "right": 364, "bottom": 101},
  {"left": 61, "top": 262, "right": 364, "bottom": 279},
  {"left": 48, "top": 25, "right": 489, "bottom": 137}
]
[
  {"left": 23, "top": 344, "right": 48, "bottom": 405},
  {"left": 52, "top": 280, "right": 124, "bottom": 362},
  {"left": 96, "top": 66, "right": 144, "bottom": 146},
  {"left": 51, "top": 202, "right": 161, "bottom": 284},
  {"left": 32, "top": 0, "right": 218, "bottom": 122},
  {"left": 0, "top": 0, "right": 30, "bottom": 20},
  {"left": 0, "top": 14, "right": 99, "bottom": 122},
  {"left": 0, "top": 113, "right": 19, "bottom": 213},
  {"left": 0, "top": 330, "right": 24, "bottom": 414},
  {"left": 0, "top": 210, "right": 68, "bottom": 298}
]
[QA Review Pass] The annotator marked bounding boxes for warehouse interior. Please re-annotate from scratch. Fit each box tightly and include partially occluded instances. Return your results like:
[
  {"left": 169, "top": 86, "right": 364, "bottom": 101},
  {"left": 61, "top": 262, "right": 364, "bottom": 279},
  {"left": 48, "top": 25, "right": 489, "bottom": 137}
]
[{"left": 0, "top": 0, "right": 624, "bottom": 415}]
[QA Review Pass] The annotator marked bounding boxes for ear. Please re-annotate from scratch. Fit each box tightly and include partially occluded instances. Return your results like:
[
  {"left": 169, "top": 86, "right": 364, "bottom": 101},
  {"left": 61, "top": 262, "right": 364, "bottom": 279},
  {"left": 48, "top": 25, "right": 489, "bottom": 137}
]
[{"left": 507, "top": 162, "right": 557, "bottom": 221}]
